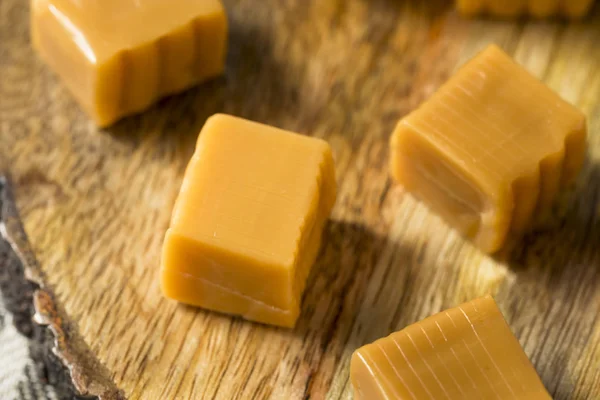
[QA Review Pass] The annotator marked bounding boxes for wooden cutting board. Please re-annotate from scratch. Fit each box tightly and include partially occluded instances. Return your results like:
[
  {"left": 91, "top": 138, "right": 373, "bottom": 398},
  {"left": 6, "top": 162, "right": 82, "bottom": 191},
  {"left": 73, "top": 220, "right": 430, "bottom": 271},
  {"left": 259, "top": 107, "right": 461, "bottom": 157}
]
[{"left": 1, "top": 0, "right": 599, "bottom": 398}]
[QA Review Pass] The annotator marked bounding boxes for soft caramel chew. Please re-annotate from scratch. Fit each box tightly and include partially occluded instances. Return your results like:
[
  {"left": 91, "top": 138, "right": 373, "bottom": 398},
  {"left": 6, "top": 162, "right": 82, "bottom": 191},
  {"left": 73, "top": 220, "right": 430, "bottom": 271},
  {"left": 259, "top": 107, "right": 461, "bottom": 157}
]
[
  {"left": 31, "top": 0, "right": 227, "bottom": 126},
  {"left": 390, "top": 44, "right": 586, "bottom": 252},
  {"left": 456, "top": 0, "right": 595, "bottom": 18},
  {"left": 350, "top": 296, "right": 551, "bottom": 400},
  {"left": 161, "top": 114, "right": 336, "bottom": 327}
]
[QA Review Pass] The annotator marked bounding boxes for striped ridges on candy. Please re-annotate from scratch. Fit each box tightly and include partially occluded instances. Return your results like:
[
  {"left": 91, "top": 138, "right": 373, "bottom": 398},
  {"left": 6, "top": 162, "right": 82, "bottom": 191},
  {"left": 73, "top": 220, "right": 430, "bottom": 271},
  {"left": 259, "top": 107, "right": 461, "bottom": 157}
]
[
  {"left": 389, "top": 44, "right": 586, "bottom": 253},
  {"left": 350, "top": 295, "right": 552, "bottom": 400}
]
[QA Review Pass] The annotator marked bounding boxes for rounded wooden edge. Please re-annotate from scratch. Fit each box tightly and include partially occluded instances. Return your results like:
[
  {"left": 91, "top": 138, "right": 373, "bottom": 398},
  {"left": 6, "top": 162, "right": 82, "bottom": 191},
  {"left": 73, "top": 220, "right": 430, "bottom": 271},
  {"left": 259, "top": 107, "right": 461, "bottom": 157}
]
[{"left": 0, "top": 173, "right": 125, "bottom": 400}]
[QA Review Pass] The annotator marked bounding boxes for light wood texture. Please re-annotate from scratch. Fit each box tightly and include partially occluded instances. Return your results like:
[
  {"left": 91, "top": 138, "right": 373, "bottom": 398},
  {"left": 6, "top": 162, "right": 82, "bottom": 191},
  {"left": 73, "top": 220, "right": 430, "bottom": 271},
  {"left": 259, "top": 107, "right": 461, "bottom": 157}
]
[{"left": 1, "top": 0, "right": 599, "bottom": 398}]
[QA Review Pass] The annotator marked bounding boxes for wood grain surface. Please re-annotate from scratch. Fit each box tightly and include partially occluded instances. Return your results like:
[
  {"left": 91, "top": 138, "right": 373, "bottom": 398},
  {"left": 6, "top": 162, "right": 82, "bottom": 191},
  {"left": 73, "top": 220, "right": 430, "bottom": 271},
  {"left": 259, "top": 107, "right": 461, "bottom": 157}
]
[{"left": 1, "top": 0, "right": 600, "bottom": 398}]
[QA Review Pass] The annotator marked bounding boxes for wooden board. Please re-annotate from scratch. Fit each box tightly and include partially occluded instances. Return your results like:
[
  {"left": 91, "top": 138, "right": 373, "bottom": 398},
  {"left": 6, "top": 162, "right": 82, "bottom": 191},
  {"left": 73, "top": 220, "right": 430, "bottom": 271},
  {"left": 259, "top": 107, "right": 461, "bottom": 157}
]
[{"left": 1, "top": 0, "right": 600, "bottom": 398}]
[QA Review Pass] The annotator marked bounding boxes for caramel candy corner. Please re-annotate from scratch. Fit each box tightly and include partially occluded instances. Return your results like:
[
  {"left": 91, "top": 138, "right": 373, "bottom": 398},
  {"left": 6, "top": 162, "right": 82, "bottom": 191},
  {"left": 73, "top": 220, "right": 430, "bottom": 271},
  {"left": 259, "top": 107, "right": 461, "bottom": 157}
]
[
  {"left": 389, "top": 44, "right": 586, "bottom": 253},
  {"left": 350, "top": 295, "right": 552, "bottom": 400},
  {"left": 456, "top": 0, "right": 595, "bottom": 18},
  {"left": 31, "top": 0, "right": 228, "bottom": 127},
  {"left": 161, "top": 114, "right": 336, "bottom": 328}
]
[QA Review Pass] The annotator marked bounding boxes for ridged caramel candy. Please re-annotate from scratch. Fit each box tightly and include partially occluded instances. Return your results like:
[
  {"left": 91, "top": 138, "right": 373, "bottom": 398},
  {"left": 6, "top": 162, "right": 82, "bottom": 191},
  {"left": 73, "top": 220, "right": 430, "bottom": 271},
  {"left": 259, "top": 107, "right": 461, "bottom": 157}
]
[
  {"left": 390, "top": 44, "right": 586, "bottom": 252},
  {"left": 351, "top": 296, "right": 551, "bottom": 400},
  {"left": 31, "top": 0, "right": 227, "bottom": 126},
  {"left": 161, "top": 114, "right": 336, "bottom": 328},
  {"left": 456, "top": 0, "right": 595, "bottom": 18}
]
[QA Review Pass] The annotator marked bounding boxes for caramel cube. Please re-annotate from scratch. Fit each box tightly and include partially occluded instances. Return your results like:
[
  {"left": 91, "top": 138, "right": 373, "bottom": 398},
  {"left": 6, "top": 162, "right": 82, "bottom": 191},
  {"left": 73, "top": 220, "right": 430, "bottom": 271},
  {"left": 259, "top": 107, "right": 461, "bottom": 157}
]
[
  {"left": 161, "top": 114, "right": 336, "bottom": 327},
  {"left": 351, "top": 296, "right": 551, "bottom": 400},
  {"left": 390, "top": 44, "right": 586, "bottom": 252},
  {"left": 31, "top": 0, "right": 227, "bottom": 126}
]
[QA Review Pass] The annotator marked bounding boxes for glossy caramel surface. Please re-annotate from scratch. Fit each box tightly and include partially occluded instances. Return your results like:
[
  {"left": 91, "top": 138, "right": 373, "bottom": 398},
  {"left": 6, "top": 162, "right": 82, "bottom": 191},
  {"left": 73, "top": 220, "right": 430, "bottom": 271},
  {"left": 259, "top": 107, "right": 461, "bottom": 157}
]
[
  {"left": 351, "top": 296, "right": 552, "bottom": 400},
  {"left": 33, "top": 0, "right": 224, "bottom": 63},
  {"left": 31, "top": 0, "right": 227, "bottom": 125},
  {"left": 390, "top": 44, "right": 586, "bottom": 252}
]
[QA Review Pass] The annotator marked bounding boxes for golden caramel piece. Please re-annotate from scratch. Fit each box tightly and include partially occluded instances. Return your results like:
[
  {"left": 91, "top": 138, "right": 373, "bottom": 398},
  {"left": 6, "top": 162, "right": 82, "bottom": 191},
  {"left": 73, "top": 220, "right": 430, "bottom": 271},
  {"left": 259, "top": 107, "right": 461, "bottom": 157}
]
[
  {"left": 456, "top": 0, "right": 595, "bottom": 18},
  {"left": 31, "top": 0, "right": 227, "bottom": 126},
  {"left": 351, "top": 296, "right": 551, "bottom": 400},
  {"left": 161, "top": 114, "right": 336, "bottom": 327},
  {"left": 390, "top": 44, "right": 586, "bottom": 253}
]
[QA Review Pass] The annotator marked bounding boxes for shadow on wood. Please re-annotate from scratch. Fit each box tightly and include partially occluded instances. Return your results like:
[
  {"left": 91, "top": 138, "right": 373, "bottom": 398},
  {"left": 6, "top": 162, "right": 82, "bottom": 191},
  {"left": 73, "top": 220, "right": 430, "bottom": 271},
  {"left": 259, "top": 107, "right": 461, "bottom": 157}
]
[
  {"left": 495, "top": 161, "right": 600, "bottom": 400},
  {"left": 104, "top": 2, "right": 306, "bottom": 153},
  {"left": 503, "top": 160, "right": 600, "bottom": 274},
  {"left": 154, "top": 220, "right": 394, "bottom": 398},
  {"left": 294, "top": 221, "right": 392, "bottom": 342}
]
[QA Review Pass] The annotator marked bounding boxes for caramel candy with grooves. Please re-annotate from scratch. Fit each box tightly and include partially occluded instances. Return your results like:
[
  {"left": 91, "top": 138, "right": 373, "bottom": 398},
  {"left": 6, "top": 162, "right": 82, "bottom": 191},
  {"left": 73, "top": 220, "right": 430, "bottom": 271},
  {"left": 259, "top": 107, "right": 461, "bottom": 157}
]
[
  {"left": 161, "top": 114, "right": 336, "bottom": 328},
  {"left": 351, "top": 296, "right": 551, "bottom": 400},
  {"left": 31, "top": 0, "right": 227, "bottom": 126},
  {"left": 390, "top": 44, "right": 586, "bottom": 252}
]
